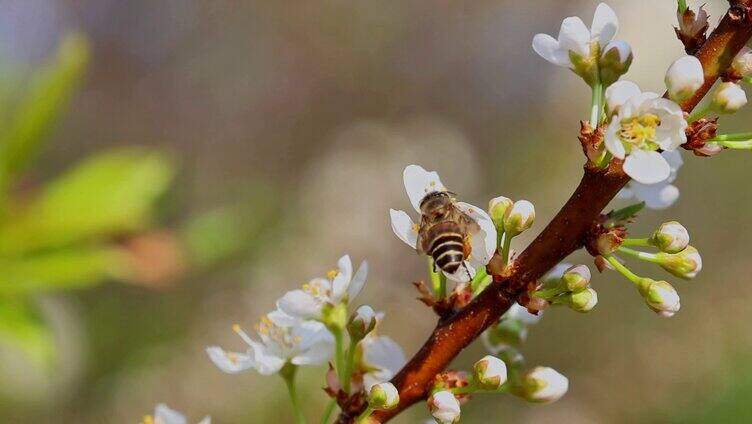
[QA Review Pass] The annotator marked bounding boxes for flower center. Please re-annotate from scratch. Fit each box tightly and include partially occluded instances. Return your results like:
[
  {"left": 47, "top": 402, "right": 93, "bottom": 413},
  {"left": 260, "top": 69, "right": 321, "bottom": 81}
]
[
  {"left": 254, "top": 316, "right": 301, "bottom": 350},
  {"left": 618, "top": 113, "right": 660, "bottom": 149},
  {"left": 326, "top": 269, "right": 338, "bottom": 280}
]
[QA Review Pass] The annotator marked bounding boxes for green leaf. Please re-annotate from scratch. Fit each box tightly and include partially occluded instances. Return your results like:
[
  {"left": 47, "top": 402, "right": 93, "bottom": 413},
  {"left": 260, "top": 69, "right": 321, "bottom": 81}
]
[
  {"left": 0, "top": 148, "right": 174, "bottom": 255},
  {"left": 0, "top": 245, "right": 127, "bottom": 295},
  {"left": 0, "top": 32, "right": 90, "bottom": 192},
  {"left": 604, "top": 202, "right": 645, "bottom": 228},
  {"left": 0, "top": 297, "right": 55, "bottom": 369}
]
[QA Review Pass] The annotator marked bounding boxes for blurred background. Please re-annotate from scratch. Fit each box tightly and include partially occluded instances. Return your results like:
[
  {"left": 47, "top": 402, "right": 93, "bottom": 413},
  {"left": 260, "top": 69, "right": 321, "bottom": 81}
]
[{"left": 1, "top": 0, "right": 750, "bottom": 422}]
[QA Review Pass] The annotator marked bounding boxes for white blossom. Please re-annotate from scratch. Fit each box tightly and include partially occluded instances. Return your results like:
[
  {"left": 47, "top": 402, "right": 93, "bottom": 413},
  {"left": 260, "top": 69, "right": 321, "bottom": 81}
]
[
  {"left": 618, "top": 150, "right": 683, "bottom": 210},
  {"left": 521, "top": 367, "right": 569, "bottom": 403},
  {"left": 532, "top": 3, "right": 620, "bottom": 75},
  {"left": 142, "top": 404, "right": 210, "bottom": 424},
  {"left": 665, "top": 55, "right": 704, "bottom": 102},
  {"left": 360, "top": 333, "right": 407, "bottom": 390},
  {"left": 390, "top": 165, "right": 497, "bottom": 283},
  {"left": 206, "top": 316, "right": 333, "bottom": 375},
  {"left": 275, "top": 255, "right": 367, "bottom": 321},
  {"left": 428, "top": 391, "right": 461, "bottom": 424},
  {"left": 604, "top": 81, "right": 687, "bottom": 184}
]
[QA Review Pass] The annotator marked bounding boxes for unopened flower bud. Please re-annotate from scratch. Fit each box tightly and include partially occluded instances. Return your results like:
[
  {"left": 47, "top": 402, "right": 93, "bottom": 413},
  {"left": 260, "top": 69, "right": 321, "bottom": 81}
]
[
  {"left": 428, "top": 391, "right": 461, "bottom": 424},
  {"left": 520, "top": 366, "right": 569, "bottom": 403},
  {"left": 347, "top": 305, "right": 377, "bottom": 340},
  {"left": 567, "top": 288, "right": 598, "bottom": 313},
  {"left": 658, "top": 246, "right": 702, "bottom": 279},
  {"left": 638, "top": 278, "right": 681, "bottom": 317},
  {"left": 561, "top": 265, "right": 591, "bottom": 292},
  {"left": 665, "top": 55, "right": 704, "bottom": 102},
  {"left": 473, "top": 355, "right": 508, "bottom": 390},
  {"left": 503, "top": 200, "right": 535, "bottom": 237},
  {"left": 713, "top": 82, "right": 747, "bottom": 113},
  {"left": 489, "top": 196, "right": 513, "bottom": 230},
  {"left": 367, "top": 382, "right": 400, "bottom": 410},
  {"left": 732, "top": 47, "right": 752, "bottom": 78},
  {"left": 675, "top": 6, "right": 708, "bottom": 51},
  {"left": 651, "top": 221, "right": 689, "bottom": 254},
  {"left": 599, "top": 40, "right": 633, "bottom": 86}
]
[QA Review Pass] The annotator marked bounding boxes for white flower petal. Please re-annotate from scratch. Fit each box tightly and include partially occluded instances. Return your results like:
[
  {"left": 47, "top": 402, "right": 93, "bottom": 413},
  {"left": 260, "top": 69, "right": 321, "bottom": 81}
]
[
  {"left": 197, "top": 418, "right": 211, "bottom": 424},
  {"left": 532, "top": 33, "right": 570, "bottom": 67},
  {"left": 403, "top": 164, "right": 446, "bottom": 213},
  {"left": 362, "top": 335, "right": 406, "bottom": 390},
  {"left": 348, "top": 260, "right": 368, "bottom": 301},
  {"left": 662, "top": 150, "right": 684, "bottom": 183},
  {"left": 331, "top": 254, "right": 353, "bottom": 301},
  {"left": 604, "top": 120, "right": 626, "bottom": 159},
  {"left": 623, "top": 150, "right": 671, "bottom": 184},
  {"left": 248, "top": 343, "right": 286, "bottom": 375},
  {"left": 155, "top": 404, "right": 187, "bottom": 424},
  {"left": 558, "top": 17, "right": 590, "bottom": 59},
  {"left": 591, "top": 3, "right": 619, "bottom": 45},
  {"left": 390, "top": 209, "right": 418, "bottom": 249},
  {"left": 267, "top": 308, "right": 300, "bottom": 327},
  {"left": 456, "top": 202, "right": 497, "bottom": 267},
  {"left": 292, "top": 337, "right": 334, "bottom": 366},
  {"left": 206, "top": 346, "right": 255, "bottom": 374},
  {"left": 605, "top": 80, "right": 641, "bottom": 115},
  {"left": 277, "top": 289, "right": 321, "bottom": 320}
]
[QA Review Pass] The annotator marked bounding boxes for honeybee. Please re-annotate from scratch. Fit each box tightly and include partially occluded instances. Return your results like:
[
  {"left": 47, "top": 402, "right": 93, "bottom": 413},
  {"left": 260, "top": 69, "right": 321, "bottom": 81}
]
[{"left": 416, "top": 191, "right": 481, "bottom": 279}]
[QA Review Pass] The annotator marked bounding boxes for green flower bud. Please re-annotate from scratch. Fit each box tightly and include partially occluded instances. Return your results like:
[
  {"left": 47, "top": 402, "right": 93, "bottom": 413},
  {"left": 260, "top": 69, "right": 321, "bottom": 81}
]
[
  {"left": 503, "top": 200, "right": 535, "bottom": 237},
  {"left": 367, "top": 382, "right": 400, "bottom": 410},
  {"left": 651, "top": 221, "right": 689, "bottom": 254},
  {"left": 347, "top": 305, "right": 377, "bottom": 340},
  {"left": 520, "top": 366, "right": 569, "bottom": 403},
  {"left": 489, "top": 196, "right": 513, "bottom": 230},
  {"left": 483, "top": 319, "right": 527, "bottom": 351},
  {"left": 638, "top": 278, "right": 681, "bottom": 317},
  {"left": 561, "top": 265, "right": 591, "bottom": 292},
  {"left": 567, "top": 288, "right": 598, "bottom": 313},
  {"left": 599, "top": 40, "right": 633, "bottom": 86},
  {"left": 658, "top": 246, "right": 702, "bottom": 279}
]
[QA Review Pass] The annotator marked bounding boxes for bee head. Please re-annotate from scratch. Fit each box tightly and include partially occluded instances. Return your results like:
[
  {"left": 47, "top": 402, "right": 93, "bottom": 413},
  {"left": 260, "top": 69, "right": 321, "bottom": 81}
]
[{"left": 419, "top": 191, "right": 455, "bottom": 217}]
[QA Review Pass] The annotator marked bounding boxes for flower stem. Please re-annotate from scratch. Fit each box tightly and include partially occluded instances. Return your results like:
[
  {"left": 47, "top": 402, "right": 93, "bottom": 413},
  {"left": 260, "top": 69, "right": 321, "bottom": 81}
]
[
  {"left": 333, "top": 329, "right": 346, "bottom": 390},
  {"left": 617, "top": 246, "right": 663, "bottom": 264},
  {"left": 501, "top": 233, "right": 513, "bottom": 268},
  {"left": 603, "top": 254, "right": 642, "bottom": 285},
  {"left": 451, "top": 383, "right": 509, "bottom": 396},
  {"left": 438, "top": 273, "right": 448, "bottom": 300},
  {"left": 319, "top": 400, "right": 337, "bottom": 424},
  {"left": 621, "top": 238, "right": 653, "bottom": 247},
  {"left": 709, "top": 132, "right": 752, "bottom": 141},
  {"left": 280, "top": 363, "right": 306, "bottom": 424},
  {"left": 356, "top": 406, "right": 375, "bottom": 423},
  {"left": 590, "top": 79, "right": 604, "bottom": 126},
  {"left": 342, "top": 338, "right": 358, "bottom": 394},
  {"left": 707, "top": 139, "right": 752, "bottom": 149}
]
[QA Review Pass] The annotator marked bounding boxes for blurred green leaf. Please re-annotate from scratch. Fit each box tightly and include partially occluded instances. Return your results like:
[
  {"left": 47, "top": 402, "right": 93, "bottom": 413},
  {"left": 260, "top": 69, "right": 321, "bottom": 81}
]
[
  {"left": 0, "top": 245, "right": 127, "bottom": 295},
  {"left": 0, "top": 297, "right": 55, "bottom": 369},
  {"left": 0, "top": 32, "right": 90, "bottom": 193},
  {"left": 0, "top": 148, "right": 174, "bottom": 255}
]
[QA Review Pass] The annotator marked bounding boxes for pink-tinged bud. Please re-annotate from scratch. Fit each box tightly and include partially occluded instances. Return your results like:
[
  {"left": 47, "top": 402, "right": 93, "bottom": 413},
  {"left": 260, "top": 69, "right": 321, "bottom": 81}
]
[
  {"left": 520, "top": 366, "right": 569, "bottom": 403},
  {"left": 428, "top": 391, "right": 461, "bottom": 424}
]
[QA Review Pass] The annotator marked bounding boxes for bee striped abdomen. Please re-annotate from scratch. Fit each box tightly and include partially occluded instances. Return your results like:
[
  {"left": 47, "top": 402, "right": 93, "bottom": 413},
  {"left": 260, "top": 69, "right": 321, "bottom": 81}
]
[{"left": 425, "top": 222, "right": 466, "bottom": 274}]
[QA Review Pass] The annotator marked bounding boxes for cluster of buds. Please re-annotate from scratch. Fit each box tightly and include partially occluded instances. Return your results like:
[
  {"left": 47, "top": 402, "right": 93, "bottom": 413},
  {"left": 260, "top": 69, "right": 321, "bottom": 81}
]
[
  {"left": 595, "top": 220, "right": 701, "bottom": 317},
  {"left": 528, "top": 265, "right": 598, "bottom": 313},
  {"left": 488, "top": 197, "right": 535, "bottom": 273}
]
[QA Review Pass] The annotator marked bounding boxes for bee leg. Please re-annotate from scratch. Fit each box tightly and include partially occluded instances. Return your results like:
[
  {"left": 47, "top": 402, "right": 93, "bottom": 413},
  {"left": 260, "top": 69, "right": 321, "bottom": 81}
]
[{"left": 463, "top": 263, "right": 472, "bottom": 282}]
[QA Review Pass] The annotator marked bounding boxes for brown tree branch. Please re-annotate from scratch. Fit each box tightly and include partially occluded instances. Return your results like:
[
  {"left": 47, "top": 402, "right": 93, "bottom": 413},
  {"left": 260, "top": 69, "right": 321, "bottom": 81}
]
[{"left": 340, "top": 3, "right": 752, "bottom": 422}]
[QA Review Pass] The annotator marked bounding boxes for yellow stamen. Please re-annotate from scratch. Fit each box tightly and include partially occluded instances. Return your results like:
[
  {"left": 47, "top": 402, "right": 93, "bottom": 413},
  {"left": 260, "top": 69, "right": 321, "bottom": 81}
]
[
  {"left": 143, "top": 415, "right": 154, "bottom": 424},
  {"left": 232, "top": 324, "right": 241, "bottom": 333},
  {"left": 326, "top": 269, "right": 338, "bottom": 280}
]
